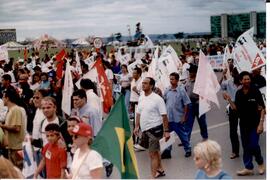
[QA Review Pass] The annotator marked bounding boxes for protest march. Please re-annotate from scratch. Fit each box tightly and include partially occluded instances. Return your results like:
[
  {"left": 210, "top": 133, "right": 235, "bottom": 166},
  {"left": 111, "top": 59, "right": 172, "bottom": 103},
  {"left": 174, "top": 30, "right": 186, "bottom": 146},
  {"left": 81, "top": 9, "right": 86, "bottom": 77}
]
[{"left": 0, "top": 1, "right": 267, "bottom": 179}]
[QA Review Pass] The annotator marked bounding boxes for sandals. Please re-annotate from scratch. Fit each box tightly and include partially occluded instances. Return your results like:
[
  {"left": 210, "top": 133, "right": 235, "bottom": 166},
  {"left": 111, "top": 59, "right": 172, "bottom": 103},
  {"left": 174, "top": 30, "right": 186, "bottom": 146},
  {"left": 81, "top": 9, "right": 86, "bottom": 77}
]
[
  {"left": 230, "top": 153, "right": 239, "bottom": 159},
  {"left": 154, "top": 170, "right": 166, "bottom": 178}
]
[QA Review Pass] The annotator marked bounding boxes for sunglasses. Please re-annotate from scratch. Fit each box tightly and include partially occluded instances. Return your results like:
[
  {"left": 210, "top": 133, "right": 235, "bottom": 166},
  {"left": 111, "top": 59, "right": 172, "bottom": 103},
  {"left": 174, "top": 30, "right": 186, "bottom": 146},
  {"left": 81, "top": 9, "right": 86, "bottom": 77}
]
[{"left": 33, "top": 96, "right": 40, "bottom": 99}]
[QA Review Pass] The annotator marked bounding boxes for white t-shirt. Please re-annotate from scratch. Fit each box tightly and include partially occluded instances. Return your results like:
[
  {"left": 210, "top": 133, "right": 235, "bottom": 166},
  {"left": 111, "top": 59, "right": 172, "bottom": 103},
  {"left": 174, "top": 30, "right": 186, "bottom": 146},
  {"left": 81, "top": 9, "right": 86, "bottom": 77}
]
[
  {"left": 105, "top": 69, "right": 114, "bottom": 80},
  {"left": 130, "top": 77, "right": 142, "bottom": 102},
  {"left": 120, "top": 73, "right": 131, "bottom": 88},
  {"left": 32, "top": 108, "right": 46, "bottom": 140},
  {"left": 180, "top": 63, "right": 190, "bottom": 80},
  {"left": 41, "top": 117, "right": 59, "bottom": 145},
  {"left": 137, "top": 92, "right": 167, "bottom": 131},
  {"left": 71, "top": 149, "right": 103, "bottom": 179}
]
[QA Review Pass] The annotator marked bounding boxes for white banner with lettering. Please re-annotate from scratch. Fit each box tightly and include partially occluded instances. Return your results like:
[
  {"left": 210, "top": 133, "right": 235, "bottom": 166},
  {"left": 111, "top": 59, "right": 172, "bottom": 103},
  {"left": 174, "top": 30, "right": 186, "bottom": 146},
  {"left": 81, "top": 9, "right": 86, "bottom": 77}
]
[{"left": 233, "top": 27, "right": 266, "bottom": 72}]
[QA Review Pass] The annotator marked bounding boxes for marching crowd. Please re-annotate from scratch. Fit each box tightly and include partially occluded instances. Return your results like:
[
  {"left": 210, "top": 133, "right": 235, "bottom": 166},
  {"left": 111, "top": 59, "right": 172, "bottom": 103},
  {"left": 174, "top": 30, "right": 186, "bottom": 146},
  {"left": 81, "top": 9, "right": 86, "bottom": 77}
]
[{"left": 0, "top": 39, "right": 266, "bottom": 179}]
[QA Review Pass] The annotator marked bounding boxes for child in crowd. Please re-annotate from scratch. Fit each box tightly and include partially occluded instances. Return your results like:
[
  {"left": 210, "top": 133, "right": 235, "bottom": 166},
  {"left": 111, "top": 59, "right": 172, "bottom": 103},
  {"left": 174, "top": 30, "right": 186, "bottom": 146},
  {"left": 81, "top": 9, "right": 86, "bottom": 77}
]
[
  {"left": 194, "top": 139, "right": 232, "bottom": 179},
  {"left": 34, "top": 123, "right": 67, "bottom": 179}
]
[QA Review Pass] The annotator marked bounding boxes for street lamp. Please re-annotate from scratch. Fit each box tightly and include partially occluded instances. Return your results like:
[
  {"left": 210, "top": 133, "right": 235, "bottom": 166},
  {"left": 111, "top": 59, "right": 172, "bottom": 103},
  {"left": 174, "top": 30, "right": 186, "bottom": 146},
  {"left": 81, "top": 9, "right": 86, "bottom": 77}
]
[{"left": 127, "top": 25, "right": 131, "bottom": 41}]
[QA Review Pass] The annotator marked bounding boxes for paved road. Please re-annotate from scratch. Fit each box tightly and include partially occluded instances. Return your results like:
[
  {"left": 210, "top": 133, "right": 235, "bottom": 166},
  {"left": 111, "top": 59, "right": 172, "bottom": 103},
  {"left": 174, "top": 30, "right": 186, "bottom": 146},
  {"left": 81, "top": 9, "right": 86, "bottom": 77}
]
[{"left": 108, "top": 73, "right": 266, "bottom": 179}]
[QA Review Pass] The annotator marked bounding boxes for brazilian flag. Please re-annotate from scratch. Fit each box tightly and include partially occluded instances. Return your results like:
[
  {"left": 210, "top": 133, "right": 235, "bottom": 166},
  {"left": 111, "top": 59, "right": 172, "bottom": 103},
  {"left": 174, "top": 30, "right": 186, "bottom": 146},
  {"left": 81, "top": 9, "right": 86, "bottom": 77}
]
[{"left": 92, "top": 95, "right": 139, "bottom": 179}]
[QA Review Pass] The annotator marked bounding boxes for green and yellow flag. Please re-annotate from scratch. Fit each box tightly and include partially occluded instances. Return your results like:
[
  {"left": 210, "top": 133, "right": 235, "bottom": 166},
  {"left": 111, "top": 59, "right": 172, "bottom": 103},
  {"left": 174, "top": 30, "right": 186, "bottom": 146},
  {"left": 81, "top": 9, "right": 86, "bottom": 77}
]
[{"left": 92, "top": 95, "right": 139, "bottom": 179}]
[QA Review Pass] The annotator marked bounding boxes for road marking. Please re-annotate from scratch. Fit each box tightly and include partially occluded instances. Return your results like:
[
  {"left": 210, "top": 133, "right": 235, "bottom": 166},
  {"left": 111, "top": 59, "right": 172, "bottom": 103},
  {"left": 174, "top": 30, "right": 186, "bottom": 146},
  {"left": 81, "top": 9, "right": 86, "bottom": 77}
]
[{"left": 192, "top": 121, "right": 229, "bottom": 135}]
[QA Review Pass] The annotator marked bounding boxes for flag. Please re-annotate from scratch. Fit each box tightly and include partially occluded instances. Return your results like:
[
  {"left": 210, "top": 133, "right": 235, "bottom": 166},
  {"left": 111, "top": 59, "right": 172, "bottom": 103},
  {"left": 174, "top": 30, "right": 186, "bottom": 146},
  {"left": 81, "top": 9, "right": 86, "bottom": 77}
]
[
  {"left": 147, "top": 46, "right": 159, "bottom": 78},
  {"left": 155, "top": 45, "right": 180, "bottom": 93},
  {"left": 233, "top": 27, "right": 265, "bottom": 72},
  {"left": 55, "top": 49, "right": 66, "bottom": 79},
  {"left": 222, "top": 45, "right": 232, "bottom": 79},
  {"left": 24, "top": 47, "right": 28, "bottom": 60},
  {"left": 22, "top": 135, "right": 37, "bottom": 179},
  {"left": 92, "top": 95, "right": 139, "bottom": 179},
  {"left": 61, "top": 61, "right": 74, "bottom": 115},
  {"left": 0, "top": 46, "right": 9, "bottom": 63},
  {"left": 93, "top": 58, "right": 113, "bottom": 113},
  {"left": 75, "top": 51, "right": 82, "bottom": 75},
  {"left": 193, "top": 50, "right": 220, "bottom": 117}
]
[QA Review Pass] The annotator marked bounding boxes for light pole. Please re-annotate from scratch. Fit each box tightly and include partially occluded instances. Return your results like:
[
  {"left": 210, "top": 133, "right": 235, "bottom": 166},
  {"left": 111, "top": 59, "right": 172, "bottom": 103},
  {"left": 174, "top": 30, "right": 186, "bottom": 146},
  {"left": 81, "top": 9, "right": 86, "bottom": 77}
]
[{"left": 127, "top": 25, "right": 131, "bottom": 41}]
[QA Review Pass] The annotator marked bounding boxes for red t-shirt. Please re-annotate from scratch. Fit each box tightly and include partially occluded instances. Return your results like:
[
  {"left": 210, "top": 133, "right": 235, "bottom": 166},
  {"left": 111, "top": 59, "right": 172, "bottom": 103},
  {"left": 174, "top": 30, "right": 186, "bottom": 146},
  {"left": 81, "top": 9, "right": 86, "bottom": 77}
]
[{"left": 42, "top": 143, "right": 67, "bottom": 178}]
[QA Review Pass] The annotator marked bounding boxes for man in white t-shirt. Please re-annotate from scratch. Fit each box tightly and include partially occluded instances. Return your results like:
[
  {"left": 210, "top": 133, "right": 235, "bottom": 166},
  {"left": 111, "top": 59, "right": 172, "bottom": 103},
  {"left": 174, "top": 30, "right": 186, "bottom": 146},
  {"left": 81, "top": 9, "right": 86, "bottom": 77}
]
[{"left": 134, "top": 77, "right": 170, "bottom": 178}]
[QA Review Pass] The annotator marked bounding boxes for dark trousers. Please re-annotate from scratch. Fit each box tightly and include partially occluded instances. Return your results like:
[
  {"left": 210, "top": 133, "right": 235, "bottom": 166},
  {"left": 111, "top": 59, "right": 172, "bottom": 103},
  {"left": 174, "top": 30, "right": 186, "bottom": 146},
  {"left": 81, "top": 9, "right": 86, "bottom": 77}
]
[
  {"left": 228, "top": 108, "right": 240, "bottom": 155},
  {"left": 240, "top": 127, "right": 263, "bottom": 170},
  {"left": 185, "top": 103, "right": 208, "bottom": 140}
]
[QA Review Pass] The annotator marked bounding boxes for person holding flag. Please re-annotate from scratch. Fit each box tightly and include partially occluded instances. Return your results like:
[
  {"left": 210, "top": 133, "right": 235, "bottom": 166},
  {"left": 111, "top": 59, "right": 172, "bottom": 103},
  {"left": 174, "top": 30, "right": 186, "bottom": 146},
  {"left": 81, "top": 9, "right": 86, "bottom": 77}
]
[
  {"left": 185, "top": 64, "right": 208, "bottom": 141},
  {"left": 224, "top": 71, "right": 265, "bottom": 176}
]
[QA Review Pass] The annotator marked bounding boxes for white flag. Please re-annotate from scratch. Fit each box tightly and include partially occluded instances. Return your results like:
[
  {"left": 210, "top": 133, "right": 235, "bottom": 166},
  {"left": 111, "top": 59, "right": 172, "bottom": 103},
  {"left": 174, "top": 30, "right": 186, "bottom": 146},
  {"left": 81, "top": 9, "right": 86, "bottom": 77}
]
[
  {"left": 22, "top": 135, "right": 37, "bottom": 179},
  {"left": 194, "top": 50, "right": 220, "bottom": 117},
  {"left": 75, "top": 51, "right": 82, "bottom": 75},
  {"left": 147, "top": 46, "right": 159, "bottom": 78},
  {"left": 233, "top": 27, "right": 265, "bottom": 72},
  {"left": 62, "top": 61, "right": 74, "bottom": 115},
  {"left": 0, "top": 46, "right": 9, "bottom": 63},
  {"left": 222, "top": 45, "right": 232, "bottom": 79}
]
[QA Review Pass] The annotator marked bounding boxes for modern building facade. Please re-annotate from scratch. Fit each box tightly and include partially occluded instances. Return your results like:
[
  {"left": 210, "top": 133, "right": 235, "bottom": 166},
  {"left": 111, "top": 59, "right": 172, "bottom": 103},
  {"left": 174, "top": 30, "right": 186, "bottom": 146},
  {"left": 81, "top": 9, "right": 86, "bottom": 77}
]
[
  {"left": 0, "top": 29, "right": 17, "bottom": 44},
  {"left": 211, "top": 11, "right": 265, "bottom": 39}
]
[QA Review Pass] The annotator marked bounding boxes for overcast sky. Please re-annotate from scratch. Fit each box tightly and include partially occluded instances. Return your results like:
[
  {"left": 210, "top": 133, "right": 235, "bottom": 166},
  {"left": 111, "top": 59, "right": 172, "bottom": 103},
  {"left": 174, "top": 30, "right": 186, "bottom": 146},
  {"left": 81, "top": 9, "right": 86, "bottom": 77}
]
[{"left": 0, "top": 0, "right": 266, "bottom": 41}]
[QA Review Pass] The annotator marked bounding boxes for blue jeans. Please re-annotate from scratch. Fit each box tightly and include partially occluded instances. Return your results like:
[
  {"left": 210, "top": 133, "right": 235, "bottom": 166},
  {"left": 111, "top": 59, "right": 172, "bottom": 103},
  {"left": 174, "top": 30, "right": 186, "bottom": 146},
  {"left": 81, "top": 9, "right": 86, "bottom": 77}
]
[
  {"left": 167, "top": 122, "right": 191, "bottom": 153},
  {"left": 185, "top": 103, "right": 208, "bottom": 140},
  {"left": 124, "top": 90, "right": 130, "bottom": 112},
  {"left": 240, "top": 127, "right": 263, "bottom": 170}
]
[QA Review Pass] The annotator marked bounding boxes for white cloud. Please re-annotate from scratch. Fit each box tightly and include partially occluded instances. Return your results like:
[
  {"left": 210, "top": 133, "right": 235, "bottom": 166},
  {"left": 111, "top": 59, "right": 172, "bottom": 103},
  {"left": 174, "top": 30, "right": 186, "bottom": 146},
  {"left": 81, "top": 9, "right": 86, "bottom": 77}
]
[{"left": 0, "top": 0, "right": 265, "bottom": 41}]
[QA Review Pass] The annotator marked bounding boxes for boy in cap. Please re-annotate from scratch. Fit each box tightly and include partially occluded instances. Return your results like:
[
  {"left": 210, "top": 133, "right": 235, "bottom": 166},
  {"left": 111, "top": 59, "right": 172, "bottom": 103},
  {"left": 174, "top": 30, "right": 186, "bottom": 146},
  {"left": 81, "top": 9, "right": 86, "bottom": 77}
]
[{"left": 34, "top": 123, "right": 67, "bottom": 179}]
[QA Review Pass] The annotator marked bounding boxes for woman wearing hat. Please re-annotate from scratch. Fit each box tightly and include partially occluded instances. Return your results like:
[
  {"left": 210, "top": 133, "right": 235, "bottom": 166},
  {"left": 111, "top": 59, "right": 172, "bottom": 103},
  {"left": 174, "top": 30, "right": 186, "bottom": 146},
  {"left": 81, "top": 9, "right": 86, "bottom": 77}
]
[{"left": 67, "top": 122, "right": 103, "bottom": 179}]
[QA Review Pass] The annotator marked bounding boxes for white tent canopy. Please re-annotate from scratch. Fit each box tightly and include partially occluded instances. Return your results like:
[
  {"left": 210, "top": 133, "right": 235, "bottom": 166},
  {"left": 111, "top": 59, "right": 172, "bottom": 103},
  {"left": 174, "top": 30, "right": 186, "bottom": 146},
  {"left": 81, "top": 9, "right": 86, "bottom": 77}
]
[
  {"left": 1, "top": 41, "right": 24, "bottom": 49},
  {"left": 72, "top": 37, "right": 90, "bottom": 46},
  {"left": 32, "top": 34, "right": 66, "bottom": 49}
]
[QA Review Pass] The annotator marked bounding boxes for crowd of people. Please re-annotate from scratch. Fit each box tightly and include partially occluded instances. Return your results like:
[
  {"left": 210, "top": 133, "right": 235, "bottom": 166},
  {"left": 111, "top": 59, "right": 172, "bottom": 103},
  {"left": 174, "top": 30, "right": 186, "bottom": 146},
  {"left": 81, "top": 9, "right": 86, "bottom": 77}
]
[{"left": 0, "top": 38, "right": 266, "bottom": 179}]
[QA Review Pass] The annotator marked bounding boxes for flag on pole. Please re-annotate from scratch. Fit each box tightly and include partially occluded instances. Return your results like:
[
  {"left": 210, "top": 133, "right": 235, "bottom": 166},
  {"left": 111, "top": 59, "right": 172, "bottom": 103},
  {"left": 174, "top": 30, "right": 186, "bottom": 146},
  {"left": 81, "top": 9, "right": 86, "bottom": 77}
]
[
  {"left": 93, "top": 58, "right": 113, "bottom": 113},
  {"left": 61, "top": 61, "right": 74, "bottom": 115},
  {"left": 92, "top": 95, "right": 139, "bottom": 179},
  {"left": 75, "top": 51, "right": 82, "bottom": 75},
  {"left": 24, "top": 47, "right": 28, "bottom": 60},
  {"left": 233, "top": 27, "right": 265, "bottom": 72},
  {"left": 22, "top": 135, "right": 37, "bottom": 179},
  {"left": 55, "top": 49, "right": 66, "bottom": 79},
  {"left": 222, "top": 45, "right": 232, "bottom": 79},
  {"left": 193, "top": 50, "right": 220, "bottom": 117}
]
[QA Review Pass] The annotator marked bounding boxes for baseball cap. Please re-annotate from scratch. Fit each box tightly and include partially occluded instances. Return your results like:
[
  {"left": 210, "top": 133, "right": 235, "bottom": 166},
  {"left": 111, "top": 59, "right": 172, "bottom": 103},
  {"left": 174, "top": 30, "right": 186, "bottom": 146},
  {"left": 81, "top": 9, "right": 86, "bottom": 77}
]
[{"left": 72, "top": 122, "right": 93, "bottom": 137}]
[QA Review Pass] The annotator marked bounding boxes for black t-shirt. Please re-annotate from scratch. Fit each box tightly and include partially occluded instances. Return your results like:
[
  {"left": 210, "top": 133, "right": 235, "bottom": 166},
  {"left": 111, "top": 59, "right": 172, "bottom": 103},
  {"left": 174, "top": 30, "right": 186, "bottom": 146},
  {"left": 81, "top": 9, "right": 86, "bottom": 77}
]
[{"left": 235, "top": 86, "right": 265, "bottom": 130}]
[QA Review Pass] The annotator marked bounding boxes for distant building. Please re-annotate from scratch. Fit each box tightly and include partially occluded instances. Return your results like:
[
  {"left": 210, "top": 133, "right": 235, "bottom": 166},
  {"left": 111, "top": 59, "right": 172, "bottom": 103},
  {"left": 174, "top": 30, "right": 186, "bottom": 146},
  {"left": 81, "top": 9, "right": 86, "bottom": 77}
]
[
  {"left": 211, "top": 11, "right": 265, "bottom": 39},
  {"left": 0, "top": 29, "right": 17, "bottom": 45}
]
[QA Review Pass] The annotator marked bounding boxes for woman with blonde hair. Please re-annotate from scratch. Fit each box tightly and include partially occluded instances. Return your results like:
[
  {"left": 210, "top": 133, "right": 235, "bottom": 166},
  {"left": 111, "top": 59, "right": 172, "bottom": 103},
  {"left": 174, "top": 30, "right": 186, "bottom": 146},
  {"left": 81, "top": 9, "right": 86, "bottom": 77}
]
[
  {"left": 0, "top": 155, "right": 24, "bottom": 178},
  {"left": 193, "top": 140, "right": 232, "bottom": 179}
]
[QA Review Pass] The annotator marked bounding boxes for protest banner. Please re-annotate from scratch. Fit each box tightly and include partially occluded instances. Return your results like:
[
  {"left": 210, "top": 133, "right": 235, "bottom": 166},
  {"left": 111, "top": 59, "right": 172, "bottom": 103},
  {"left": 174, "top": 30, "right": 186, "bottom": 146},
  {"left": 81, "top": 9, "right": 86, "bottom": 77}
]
[
  {"left": 0, "top": 46, "right": 9, "bottom": 63},
  {"left": 233, "top": 27, "right": 266, "bottom": 72},
  {"left": 207, "top": 55, "right": 224, "bottom": 70}
]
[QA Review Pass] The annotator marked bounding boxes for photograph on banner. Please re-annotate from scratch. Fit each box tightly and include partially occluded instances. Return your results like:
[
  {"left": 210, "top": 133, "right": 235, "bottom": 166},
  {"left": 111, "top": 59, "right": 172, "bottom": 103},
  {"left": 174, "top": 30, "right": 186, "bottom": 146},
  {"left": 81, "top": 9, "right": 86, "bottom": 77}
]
[{"left": 207, "top": 55, "right": 224, "bottom": 70}]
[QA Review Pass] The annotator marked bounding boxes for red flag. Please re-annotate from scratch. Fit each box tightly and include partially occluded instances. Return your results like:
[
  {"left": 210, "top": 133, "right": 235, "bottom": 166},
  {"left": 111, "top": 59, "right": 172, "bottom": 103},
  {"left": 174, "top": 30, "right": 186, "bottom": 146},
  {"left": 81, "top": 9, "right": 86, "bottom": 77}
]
[
  {"left": 24, "top": 47, "right": 28, "bottom": 60},
  {"left": 56, "top": 49, "right": 66, "bottom": 62},
  {"left": 93, "top": 58, "right": 113, "bottom": 113},
  {"left": 55, "top": 49, "right": 66, "bottom": 79}
]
